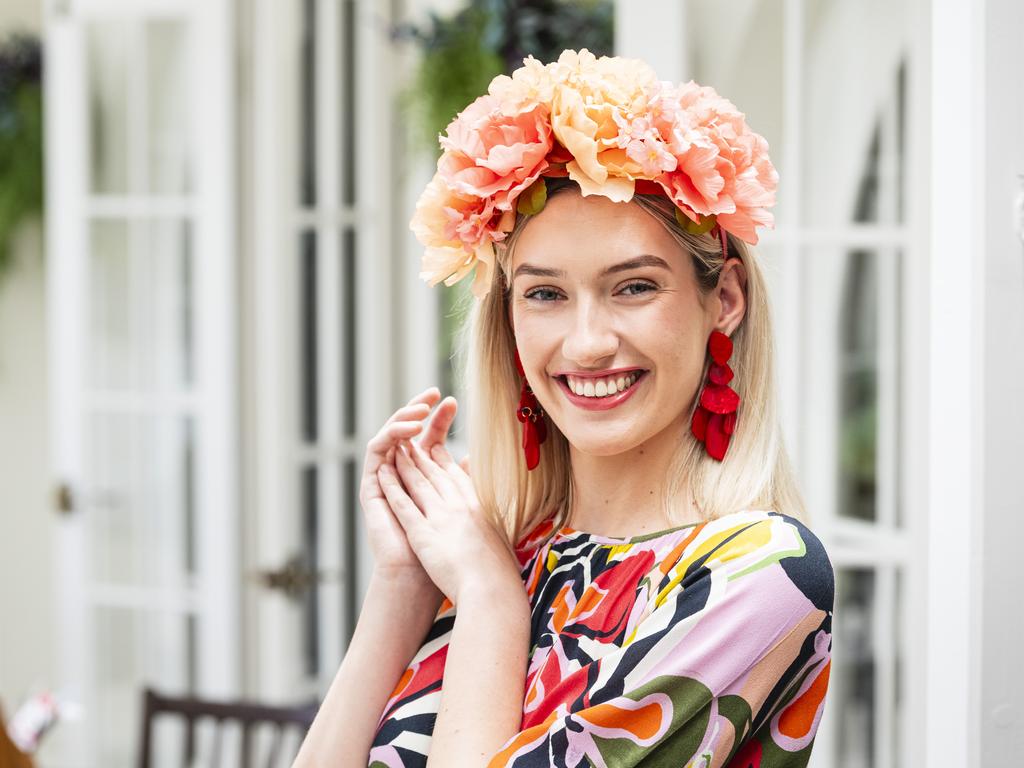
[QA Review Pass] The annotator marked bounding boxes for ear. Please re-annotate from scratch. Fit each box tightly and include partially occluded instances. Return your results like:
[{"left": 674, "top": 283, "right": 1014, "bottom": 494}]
[{"left": 714, "top": 257, "right": 748, "bottom": 335}]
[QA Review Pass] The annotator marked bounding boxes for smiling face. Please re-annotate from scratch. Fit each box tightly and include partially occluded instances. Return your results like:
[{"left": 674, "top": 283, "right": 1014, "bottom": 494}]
[{"left": 508, "top": 187, "right": 726, "bottom": 458}]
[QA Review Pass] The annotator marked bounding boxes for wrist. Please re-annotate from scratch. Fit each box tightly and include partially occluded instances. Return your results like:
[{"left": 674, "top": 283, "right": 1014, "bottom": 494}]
[
  {"left": 457, "top": 577, "right": 528, "bottom": 614},
  {"left": 370, "top": 566, "right": 441, "bottom": 595}
]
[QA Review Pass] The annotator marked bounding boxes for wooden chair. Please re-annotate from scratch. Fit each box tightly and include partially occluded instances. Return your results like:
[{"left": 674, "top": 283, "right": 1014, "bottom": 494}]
[{"left": 136, "top": 687, "right": 318, "bottom": 768}]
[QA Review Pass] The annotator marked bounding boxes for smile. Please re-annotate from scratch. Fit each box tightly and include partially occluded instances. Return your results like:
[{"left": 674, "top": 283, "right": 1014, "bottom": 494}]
[{"left": 555, "top": 371, "right": 648, "bottom": 411}]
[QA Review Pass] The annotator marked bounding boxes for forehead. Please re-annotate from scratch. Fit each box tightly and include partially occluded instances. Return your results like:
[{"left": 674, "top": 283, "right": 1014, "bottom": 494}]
[{"left": 510, "top": 190, "right": 686, "bottom": 279}]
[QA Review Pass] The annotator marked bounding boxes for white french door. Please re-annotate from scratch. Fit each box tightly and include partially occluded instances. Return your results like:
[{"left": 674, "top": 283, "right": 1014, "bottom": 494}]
[
  {"left": 242, "top": 0, "right": 430, "bottom": 704},
  {"left": 45, "top": 0, "right": 237, "bottom": 765}
]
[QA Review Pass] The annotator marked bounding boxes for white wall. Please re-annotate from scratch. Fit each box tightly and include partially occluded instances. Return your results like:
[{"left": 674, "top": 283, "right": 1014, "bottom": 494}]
[
  {"left": 0, "top": 0, "right": 55, "bottom": 735},
  {"left": 0, "top": 222, "right": 53, "bottom": 714}
]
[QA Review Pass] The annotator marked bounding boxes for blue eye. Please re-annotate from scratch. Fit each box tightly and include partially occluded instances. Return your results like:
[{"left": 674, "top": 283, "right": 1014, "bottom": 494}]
[
  {"left": 620, "top": 281, "right": 657, "bottom": 295},
  {"left": 523, "top": 288, "right": 562, "bottom": 302}
]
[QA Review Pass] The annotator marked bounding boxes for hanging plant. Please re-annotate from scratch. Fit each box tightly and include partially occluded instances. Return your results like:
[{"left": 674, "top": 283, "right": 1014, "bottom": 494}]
[
  {"left": 0, "top": 33, "right": 43, "bottom": 280},
  {"left": 393, "top": 0, "right": 614, "bottom": 154}
]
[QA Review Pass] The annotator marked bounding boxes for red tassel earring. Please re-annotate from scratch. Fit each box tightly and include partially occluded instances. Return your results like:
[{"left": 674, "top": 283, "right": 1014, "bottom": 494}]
[
  {"left": 690, "top": 330, "right": 740, "bottom": 461},
  {"left": 514, "top": 348, "right": 548, "bottom": 470}
]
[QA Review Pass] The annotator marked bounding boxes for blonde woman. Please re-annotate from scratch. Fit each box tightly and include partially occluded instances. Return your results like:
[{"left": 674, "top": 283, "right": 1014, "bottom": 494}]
[{"left": 294, "top": 50, "right": 834, "bottom": 768}]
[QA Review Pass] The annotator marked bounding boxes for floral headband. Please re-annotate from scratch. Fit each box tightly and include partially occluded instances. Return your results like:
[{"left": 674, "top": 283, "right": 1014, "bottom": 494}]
[{"left": 410, "top": 48, "right": 779, "bottom": 299}]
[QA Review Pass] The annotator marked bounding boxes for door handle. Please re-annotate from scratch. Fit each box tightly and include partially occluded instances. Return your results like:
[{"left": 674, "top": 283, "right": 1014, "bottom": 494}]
[{"left": 251, "top": 553, "right": 341, "bottom": 602}]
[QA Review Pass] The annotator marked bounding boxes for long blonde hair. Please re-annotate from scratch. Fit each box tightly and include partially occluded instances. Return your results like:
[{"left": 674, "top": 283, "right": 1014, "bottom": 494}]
[{"left": 454, "top": 178, "right": 804, "bottom": 544}]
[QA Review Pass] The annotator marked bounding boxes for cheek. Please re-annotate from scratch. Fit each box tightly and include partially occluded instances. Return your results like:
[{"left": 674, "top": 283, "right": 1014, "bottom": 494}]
[{"left": 511, "top": 311, "right": 555, "bottom": 370}]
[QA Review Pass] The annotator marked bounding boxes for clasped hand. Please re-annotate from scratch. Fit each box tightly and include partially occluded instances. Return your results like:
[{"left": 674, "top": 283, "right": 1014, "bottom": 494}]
[{"left": 361, "top": 387, "right": 522, "bottom": 605}]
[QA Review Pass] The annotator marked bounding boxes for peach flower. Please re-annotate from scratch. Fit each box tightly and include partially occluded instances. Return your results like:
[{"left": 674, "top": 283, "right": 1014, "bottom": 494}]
[
  {"left": 651, "top": 81, "right": 779, "bottom": 241},
  {"left": 437, "top": 93, "right": 553, "bottom": 209},
  {"left": 410, "top": 173, "right": 513, "bottom": 298},
  {"left": 547, "top": 49, "right": 662, "bottom": 202}
]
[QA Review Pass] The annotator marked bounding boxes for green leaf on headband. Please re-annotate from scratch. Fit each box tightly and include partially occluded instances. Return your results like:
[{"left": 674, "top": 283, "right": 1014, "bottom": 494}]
[
  {"left": 516, "top": 178, "right": 548, "bottom": 216},
  {"left": 675, "top": 209, "right": 717, "bottom": 235}
]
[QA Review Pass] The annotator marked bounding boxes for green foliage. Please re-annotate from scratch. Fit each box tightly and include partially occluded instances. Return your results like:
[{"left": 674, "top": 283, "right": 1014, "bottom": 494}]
[
  {"left": 0, "top": 33, "right": 44, "bottom": 279},
  {"left": 404, "top": 7, "right": 504, "bottom": 157},
  {"left": 397, "top": 0, "right": 614, "bottom": 154}
]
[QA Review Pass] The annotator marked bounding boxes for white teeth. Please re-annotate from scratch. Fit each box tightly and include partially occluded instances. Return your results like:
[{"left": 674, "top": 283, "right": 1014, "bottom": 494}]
[{"left": 565, "top": 372, "right": 642, "bottom": 398}]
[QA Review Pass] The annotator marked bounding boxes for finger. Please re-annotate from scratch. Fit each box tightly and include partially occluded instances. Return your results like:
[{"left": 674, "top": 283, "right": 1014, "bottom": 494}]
[
  {"left": 366, "top": 420, "right": 424, "bottom": 458},
  {"left": 394, "top": 443, "right": 444, "bottom": 512},
  {"left": 385, "top": 402, "right": 432, "bottom": 426},
  {"left": 361, "top": 422, "right": 423, "bottom": 503},
  {"left": 459, "top": 455, "right": 471, "bottom": 475},
  {"left": 377, "top": 463, "right": 426, "bottom": 539},
  {"left": 419, "top": 396, "right": 457, "bottom": 450},
  {"left": 426, "top": 443, "right": 476, "bottom": 504},
  {"left": 408, "top": 440, "right": 461, "bottom": 501},
  {"left": 401, "top": 386, "right": 441, "bottom": 412}
]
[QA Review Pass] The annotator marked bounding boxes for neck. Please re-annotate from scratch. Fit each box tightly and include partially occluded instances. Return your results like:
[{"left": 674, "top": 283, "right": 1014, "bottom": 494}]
[{"left": 564, "top": 413, "right": 700, "bottom": 537}]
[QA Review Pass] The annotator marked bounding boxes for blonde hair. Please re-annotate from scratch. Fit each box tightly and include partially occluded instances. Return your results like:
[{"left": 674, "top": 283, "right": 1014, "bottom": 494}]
[{"left": 454, "top": 178, "right": 805, "bottom": 544}]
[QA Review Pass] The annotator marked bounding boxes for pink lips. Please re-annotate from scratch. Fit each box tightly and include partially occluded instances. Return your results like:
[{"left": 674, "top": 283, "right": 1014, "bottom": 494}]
[{"left": 555, "top": 372, "right": 647, "bottom": 411}]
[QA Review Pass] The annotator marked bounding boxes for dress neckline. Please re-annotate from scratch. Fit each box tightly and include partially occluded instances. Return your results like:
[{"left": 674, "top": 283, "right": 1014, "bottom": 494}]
[{"left": 549, "top": 508, "right": 772, "bottom": 546}]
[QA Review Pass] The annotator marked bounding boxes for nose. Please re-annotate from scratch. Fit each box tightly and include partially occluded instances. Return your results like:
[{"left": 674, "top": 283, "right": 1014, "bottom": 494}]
[{"left": 560, "top": 295, "right": 619, "bottom": 367}]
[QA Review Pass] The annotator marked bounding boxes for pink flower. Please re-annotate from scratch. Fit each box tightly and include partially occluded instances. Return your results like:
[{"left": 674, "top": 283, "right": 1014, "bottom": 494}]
[
  {"left": 651, "top": 81, "right": 779, "bottom": 241},
  {"left": 437, "top": 93, "right": 553, "bottom": 210}
]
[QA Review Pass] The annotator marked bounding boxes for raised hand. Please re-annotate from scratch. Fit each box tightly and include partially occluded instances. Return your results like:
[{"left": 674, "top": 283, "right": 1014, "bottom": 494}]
[
  {"left": 360, "top": 387, "right": 458, "bottom": 587},
  {"left": 377, "top": 416, "right": 521, "bottom": 605}
]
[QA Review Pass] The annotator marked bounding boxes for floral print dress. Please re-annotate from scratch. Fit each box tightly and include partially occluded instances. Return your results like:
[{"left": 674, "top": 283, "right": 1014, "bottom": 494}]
[{"left": 369, "top": 509, "right": 834, "bottom": 767}]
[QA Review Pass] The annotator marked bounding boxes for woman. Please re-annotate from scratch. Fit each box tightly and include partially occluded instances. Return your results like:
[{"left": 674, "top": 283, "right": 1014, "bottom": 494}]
[{"left": 294, "top": 49, "right": 834, "bottom": 768}]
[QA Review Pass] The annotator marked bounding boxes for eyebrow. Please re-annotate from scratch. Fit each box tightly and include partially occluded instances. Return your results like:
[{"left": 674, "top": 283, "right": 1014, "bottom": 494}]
[{"left": 512, "top": 254, "right": 672, "bottom": 281}]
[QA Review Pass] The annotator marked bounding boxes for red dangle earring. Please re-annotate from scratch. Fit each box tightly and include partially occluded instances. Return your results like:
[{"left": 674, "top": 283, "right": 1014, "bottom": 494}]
[
  {"left": 514, "top": 347, "right": 548, "bottom": 470},
  {"left": 690, "top": 330, "right": 740, "bottom": 461}
]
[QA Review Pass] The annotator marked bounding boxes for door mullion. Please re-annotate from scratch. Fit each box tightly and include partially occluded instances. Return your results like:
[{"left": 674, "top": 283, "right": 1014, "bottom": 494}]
[{"left": 314, "top": 0, "right": 344, "bottom": 680}]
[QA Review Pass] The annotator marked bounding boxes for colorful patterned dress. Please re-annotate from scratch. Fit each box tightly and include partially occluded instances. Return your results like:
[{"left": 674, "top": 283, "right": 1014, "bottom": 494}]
[{"left": 369, "top": 509, "right": 834, "bottom": 767}]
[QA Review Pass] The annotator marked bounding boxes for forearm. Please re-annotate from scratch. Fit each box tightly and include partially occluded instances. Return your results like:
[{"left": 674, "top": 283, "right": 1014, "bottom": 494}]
[
  {"left": 293, "top": 571, "right": 443, "bottom": 768},
  {"left": 426, "top": 581, "right": 531, "bottom": 768}
]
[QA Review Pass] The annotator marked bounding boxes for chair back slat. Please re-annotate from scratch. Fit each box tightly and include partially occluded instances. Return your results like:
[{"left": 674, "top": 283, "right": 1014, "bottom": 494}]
[
  {"left": 136, "top": 686, "right": 318, "bottom": 768},
  {"left": 208, "top": 719, "right": 222, "bottom": 768},
  {"left": 239, "top": 722, "right": 253, "bottom": 768},
  {"left": 263, "top": 725, "right": 283, "bottom": 768}
]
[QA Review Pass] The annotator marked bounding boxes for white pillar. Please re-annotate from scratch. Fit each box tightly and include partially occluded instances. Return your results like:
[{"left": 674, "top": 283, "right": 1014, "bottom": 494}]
[
  {"left": 979, "top": 0, "right": 1024, "bottom": 762},
  {"left": 926, "top": 0, "right": 986, "bottom": 765}
]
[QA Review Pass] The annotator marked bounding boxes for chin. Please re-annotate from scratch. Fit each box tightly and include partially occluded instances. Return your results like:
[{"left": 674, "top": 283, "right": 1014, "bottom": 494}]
[{"left": 560, "top": 426, "right": 647, "bottom": 458}]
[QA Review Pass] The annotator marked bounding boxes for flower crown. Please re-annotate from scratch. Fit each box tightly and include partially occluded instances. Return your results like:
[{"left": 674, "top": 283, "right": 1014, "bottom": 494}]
[{"left": 410, "top": 48, "right": 779, "bottom": 299}]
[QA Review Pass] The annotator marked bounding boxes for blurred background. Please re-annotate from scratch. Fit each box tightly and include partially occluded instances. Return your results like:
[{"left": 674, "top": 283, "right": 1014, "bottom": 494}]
[{"left": 0, "top": 0, "right": 1020, "bottom": 766}]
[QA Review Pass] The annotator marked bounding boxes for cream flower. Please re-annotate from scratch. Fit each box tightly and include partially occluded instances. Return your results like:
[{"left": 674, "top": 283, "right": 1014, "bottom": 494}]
[
  {"left": 547, "top": 49, "right": 661, "bottom": 202},
  {"left": 487, "top": 55, "right": 556, "bottom": 115}
]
